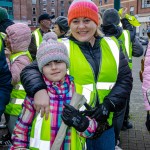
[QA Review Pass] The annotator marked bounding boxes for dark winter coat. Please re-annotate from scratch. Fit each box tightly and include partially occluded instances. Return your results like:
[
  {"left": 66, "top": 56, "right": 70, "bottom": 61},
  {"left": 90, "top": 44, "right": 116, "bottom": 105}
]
[
  {"left": 0, "top": 35, "right": 12, "bottom": 119},
  {"left": 20, "top": 35, "right": 133, "bottom": 112}
]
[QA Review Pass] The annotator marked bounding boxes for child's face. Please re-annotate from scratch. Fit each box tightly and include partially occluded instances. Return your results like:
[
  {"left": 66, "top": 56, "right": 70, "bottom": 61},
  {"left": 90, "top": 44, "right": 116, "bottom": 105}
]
[{"left": 43, "top": 60, "right": 67, "bottom": 82}]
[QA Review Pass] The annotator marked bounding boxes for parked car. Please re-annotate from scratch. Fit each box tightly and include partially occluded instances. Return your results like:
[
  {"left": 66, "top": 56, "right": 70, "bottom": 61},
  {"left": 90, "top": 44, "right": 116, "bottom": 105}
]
[{"left": 137, "top": 36, "right": 149, "bottom": 45}]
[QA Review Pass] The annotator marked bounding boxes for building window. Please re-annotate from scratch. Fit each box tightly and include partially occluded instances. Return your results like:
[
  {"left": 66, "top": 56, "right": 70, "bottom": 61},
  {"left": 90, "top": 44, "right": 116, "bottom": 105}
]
[
  {"left": 32, "top": 7, "right": 36, "bottom": 15},
  {"left": 60, "top": 1, "right": 64, "bottom": 6},
  {"left": 142, "top": 0, "right": 150, "bottom": 8},
  {"left": 32, "top": 0, "right": 36, "bottom": 4},
  {"left": 130, "top": 6, "right": 134, "bottom": 15},
  {"left": 43, "top": 8, "right": 47, "bottom": 13},
  {"left": 51, "top": 0, "right": 55, "bottom": 7},
  {"left": 3, "top": 6, "right": 13, "bottom": 15},
  {"left": 68, "top": 1, "right": 71, "bottom": 5},
  {"left": 32, "top": 17, "right": 37, "bottom": 25},
  {"left": 104, "top": 0, "right": 108, "bottom": 4},
  {"left": 43, "top": 0, "right": 47, "bottom": 5}
]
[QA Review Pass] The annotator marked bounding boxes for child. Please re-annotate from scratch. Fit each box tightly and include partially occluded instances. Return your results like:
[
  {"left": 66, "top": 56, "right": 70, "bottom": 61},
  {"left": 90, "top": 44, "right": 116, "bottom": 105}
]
[
  {"left": 3, "top": 23, "right": 32, "bottom": 142},
  {"left": 11, "top": 32, "right": 97, "bottom": 150}
]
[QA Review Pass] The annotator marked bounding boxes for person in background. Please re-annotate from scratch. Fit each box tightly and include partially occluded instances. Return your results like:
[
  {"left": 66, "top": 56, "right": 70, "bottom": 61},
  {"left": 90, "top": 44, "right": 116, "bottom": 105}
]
[
  {"left": 20, "top": 0, "right": 132, "bottom": 149},
  {"left": 0, "top": 7, "right": 13, "bottom": 146},
  {"left": 1, "top": 23, "right": 32, "bottom": 145},
  {"left": 11, "top": 32, "right": 97, "bottom": 150},
  {"left": 101, "top": 8, "right": 143, "bottom": 149},
  {"left": 142, "top": 29, "right": 150, "bottom": 132},
  {"left": 0, "top": 7, "right": 13, "bottom": 123},
  {"left": 53, "top": 16, "right": 69, "bottom": 38},
  {"left": 29, "top": 13, "right": 55, "bottom": 60}
]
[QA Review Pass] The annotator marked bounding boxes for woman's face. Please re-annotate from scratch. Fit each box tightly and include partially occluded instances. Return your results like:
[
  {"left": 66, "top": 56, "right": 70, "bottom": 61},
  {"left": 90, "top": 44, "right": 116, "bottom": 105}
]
[
  {"left": 42, "top": 60, "right": 67, "bottom": 82},
  {"left": 70, "top": 17, "right": 97, "bottom": 43},
  {"left": 53, "top": 24, "right": 62, "bottom": 37}
]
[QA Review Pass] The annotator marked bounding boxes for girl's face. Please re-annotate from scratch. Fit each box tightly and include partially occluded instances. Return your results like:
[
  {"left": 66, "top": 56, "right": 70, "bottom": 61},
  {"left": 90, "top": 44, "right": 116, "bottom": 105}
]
[
  {"left": 42, "top": 60, "right": 67, "bottom": 82},
  {"left": 70, "top": 17, "right": 97, "bottom": 43}
]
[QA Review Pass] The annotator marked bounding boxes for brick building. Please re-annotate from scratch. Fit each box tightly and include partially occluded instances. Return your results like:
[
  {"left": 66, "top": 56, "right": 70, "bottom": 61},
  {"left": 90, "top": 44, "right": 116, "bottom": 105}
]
[
  {"left": 11, "top": 0, "right": 72, "bottom": 28},
  {"left": 2, "top": 0, "right": 150, "bottom": 36},
  {"left": 0, "top": 0, "right": 13, "bottom": 19}
]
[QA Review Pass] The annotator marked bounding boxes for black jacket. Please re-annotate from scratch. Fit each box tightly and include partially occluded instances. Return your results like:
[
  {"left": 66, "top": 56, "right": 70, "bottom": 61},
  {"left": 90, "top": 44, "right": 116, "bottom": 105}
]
[
  {"left": 0, "top": 35, "right": 12, "bottom": 117},
  {"left": 21, "top": 36, "right": 133, "bottom": 112},
  {"left": 101, "top": 18, "right": 143, "bottom": 57}
]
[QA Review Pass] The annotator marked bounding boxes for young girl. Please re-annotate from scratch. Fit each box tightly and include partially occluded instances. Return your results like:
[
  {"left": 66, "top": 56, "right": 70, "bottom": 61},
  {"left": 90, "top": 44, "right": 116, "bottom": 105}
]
[
  {"left": 11, "top": 32, "right": 97, "bottom": 150},
  {"left": 4, "top": 23, "right": 32, "bottom": 141}
]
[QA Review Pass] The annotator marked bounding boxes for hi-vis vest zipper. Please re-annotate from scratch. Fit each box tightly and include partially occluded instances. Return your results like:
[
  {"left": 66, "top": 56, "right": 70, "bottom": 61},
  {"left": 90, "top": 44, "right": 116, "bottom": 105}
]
[
  {"left": 118, "top": 30, "right": 133, "bottom": 69},
  {"left": 29, "top": 37, "right": 120, "bottom": 150},
  {"left": 32, "top": 28, "right": 43, "bottom": 48},
  {"left": 5, "top": 51, "right": 32, "bottom": 116},
  {"left": 30, "top": 83, "right": 87, "bottom": 150}
]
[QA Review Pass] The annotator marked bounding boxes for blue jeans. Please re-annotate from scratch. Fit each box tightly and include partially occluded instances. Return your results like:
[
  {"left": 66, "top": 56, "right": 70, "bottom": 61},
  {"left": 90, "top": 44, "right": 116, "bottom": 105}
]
[{"left": 86, "top": 127, "right": 115, "bottom": 150}]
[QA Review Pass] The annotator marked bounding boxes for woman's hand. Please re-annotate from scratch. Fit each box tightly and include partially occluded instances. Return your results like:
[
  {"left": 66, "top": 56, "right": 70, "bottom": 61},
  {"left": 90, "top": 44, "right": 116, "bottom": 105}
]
[
  {"left": 119, "top": 7, "right": 127, "bottom": 19},
  {"left": 34, "top": 89, "right": 50, "bottom": 120}
]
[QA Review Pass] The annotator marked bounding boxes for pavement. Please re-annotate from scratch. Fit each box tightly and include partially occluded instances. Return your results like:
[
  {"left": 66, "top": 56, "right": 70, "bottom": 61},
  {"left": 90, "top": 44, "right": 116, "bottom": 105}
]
[
  {"left": 119, "top": 55, "right": 150, "bottom": 150},
  {"left": 0, "top": 49, "right": 150, "bottom": 150}
]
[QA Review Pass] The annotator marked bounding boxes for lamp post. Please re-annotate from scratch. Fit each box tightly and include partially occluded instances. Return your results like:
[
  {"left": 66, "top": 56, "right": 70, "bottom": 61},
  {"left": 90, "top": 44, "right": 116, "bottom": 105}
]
[{"left": 114, "top": 0, "right": 120, "bottom": 11}]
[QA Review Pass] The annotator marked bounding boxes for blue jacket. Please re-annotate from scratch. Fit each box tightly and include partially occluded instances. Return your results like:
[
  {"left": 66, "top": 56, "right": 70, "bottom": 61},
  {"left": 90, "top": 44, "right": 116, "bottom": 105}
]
[{"left": 0, "top": 35, "right": 12, "bottom": 119}]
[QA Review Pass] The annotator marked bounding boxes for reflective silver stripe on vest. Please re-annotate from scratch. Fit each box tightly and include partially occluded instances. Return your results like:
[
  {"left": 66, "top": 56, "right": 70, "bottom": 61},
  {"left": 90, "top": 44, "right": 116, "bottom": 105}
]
[
  {"left": 103, "top": 37, "right": 119, "bottom": 73},
  {"left": 34, "top": 30, "right": 40, "bottom": 47},
  {"left": 30, "top": 114, "right": 50, "bottom": 149},
  {"left": 96, "top": 82, "right": 115, "bottom": 90},
  {"left": 10, "top": 98, "right": 24, "bottom": 105},
  {"left": 123, "top": 30, "right": 130, "bottom": 58},
  {"left": 60, "top": 38, "right": 70, "bottom": 74},
  {"left": 14, "top": 84, "right": 24, "bottom": 90},
  {"left": 61, "top": 38, "right": 70, "bottom": 56}
]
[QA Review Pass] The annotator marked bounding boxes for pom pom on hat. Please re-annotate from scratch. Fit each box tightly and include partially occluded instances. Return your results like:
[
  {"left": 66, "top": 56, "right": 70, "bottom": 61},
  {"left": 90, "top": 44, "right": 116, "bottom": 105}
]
[
  {"left": 36, "top": 32, "right": 70, "bottom": 73},
  {"left": 102, "top": 8, "right": 120, "bottom": 26},
  {"left": 43, "top": 31, "right": 57, "bottom": 41},
  {"left": 68, "top": 0, "right": 99, "bottom": 25},
  {"left": 0, "top": 7, "right": 8, "bottom": 23}
]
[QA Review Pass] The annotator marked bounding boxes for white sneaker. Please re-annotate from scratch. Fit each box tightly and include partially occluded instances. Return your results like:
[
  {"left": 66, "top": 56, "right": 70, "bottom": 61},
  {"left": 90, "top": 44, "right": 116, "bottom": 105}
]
[{"left": 115, "top": 145, "right": 123, "bottom": 150}]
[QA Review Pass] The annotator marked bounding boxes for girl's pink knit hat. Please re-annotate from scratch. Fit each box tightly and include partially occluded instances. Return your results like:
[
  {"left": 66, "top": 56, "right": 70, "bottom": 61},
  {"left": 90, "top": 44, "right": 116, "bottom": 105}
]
[{"left": 68, "top": 0, "right": 99, "bottom": 25}]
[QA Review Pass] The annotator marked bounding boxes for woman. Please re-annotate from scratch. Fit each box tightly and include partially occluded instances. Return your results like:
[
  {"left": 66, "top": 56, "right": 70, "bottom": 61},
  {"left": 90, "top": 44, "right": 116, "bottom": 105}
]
[
  {"left": 53, "top": 16, "right": 69, "bottom": 38},
  {"left": 20, "top": 0, "right": 132, "bottom": 149}
]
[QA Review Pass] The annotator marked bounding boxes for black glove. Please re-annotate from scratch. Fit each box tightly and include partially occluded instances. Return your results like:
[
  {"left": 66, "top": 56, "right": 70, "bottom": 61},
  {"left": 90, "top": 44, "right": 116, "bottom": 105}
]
[
  {"left": 82, "top": 98, "right": 113, "bottom": 122},
  {"left": 146, "top": 111, "right": 150, "bottom": 131},
  {"left": 61, "top": 103, "right": 89, "bottom": 132},
  {"left": 91, "top": 104, "right": 110, "bottom": 122}
]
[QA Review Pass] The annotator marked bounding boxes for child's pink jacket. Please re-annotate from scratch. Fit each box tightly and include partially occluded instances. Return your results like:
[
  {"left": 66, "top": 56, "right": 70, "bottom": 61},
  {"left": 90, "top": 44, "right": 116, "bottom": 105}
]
[{"left": 142, "top": 42, "right": 150, "bottom": 110}]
